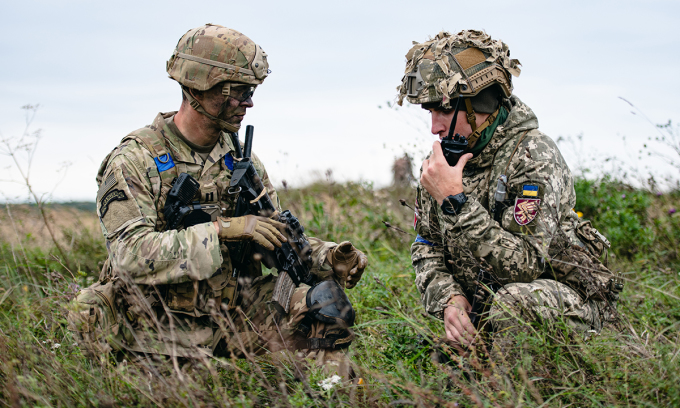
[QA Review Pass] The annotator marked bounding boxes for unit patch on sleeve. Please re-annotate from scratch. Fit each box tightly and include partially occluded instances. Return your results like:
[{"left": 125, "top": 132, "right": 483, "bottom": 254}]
[
  {"left": 100, "top": 189, "right": 128, "bottom": 218},
  {"left": 514, "top": 198, "right": 540, "bottom": 226}
]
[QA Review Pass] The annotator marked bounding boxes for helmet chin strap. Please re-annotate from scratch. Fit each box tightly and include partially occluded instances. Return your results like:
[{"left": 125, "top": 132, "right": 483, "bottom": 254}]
[
  {"left": 448, "top": 96, "right": 500, "bottom": 148},
  {"left": 182, "top": 88, "right": 240, "bottom": 134},
  {"left": 464, "top": 98, "right": 478, "bottom": 133}
]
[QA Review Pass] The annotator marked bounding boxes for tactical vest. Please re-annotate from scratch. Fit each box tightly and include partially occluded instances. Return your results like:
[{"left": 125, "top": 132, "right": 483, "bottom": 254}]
[{"left": 95, "top": 118, "right": 247, "bottom": 317}]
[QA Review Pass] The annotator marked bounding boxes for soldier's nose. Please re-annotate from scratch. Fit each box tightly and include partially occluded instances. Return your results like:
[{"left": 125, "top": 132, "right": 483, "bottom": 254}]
[{"left": 431, "top": 112, "right": 448, "bottom": 136}]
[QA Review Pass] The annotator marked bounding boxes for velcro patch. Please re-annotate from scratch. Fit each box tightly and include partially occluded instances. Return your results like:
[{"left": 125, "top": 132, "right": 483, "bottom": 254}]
[
  {"left": 96, "top": 172, "right": 118, "bottom": 201},
  {"left": 100, "top": 189, "right": 128, "bottom": 218},
  {"left": 514, "top": 198, "right": 540, "bottom": 226},
  {"left": 453, "top": 47, "right": 486, "bottom": 71}
]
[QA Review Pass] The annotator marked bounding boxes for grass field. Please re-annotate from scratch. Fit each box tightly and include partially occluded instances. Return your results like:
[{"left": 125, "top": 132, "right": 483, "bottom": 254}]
[{"left": 1, "top": 178, "right": 679, "bottom": 407}]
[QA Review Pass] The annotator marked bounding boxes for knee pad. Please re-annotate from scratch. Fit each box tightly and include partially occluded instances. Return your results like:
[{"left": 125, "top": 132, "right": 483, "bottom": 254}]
[
  {"left": 301, "top": 280, "right": 355, "bottom": 350},
  {"left": 306, "top": 280, "right": 355, "bottom": 328}
]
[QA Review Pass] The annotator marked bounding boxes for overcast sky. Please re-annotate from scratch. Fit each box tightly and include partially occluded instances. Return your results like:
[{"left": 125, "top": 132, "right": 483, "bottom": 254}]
[{"left": 1, "top": 0, "right": 678, "bottom": 202}]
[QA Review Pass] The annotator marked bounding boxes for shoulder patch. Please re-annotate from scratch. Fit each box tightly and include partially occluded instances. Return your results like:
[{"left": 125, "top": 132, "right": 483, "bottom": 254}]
[
  {"left": 96, "top": 172, "right": 118, "bottom": 202},
  {"left": 100, "top": 189, "right": 128, "bottom": 218},
  {"left": 514, "top": 198, "right": 540, "bottom": 226},
  {"left": 522, "top": 184, "right": 539, "bottom": 197}
]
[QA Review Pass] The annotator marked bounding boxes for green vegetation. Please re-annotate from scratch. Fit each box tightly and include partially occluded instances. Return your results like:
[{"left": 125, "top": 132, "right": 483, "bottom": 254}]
[{"left": 1, "top": 178, "right": 679, "bottom": 407}]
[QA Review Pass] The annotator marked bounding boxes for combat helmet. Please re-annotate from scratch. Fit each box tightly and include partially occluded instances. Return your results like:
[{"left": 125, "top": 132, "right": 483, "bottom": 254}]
[
  {"left": 397, "top": 30, "right": 521, "bottom": 147},
  {"left": 166, "top": 24, "right": 270, "bottom": 133}
]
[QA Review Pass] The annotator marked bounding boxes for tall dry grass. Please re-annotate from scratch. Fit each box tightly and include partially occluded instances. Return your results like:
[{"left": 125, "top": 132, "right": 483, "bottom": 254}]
[{"left": 0, "top": 179, "right": 679, "bottom": 407}]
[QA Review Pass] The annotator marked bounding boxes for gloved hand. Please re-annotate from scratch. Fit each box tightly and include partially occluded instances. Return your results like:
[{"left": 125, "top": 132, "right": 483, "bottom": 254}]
[
  {"left": 216, "top": 215, "right": 287, "bottom": 251},
  {"left": 327, "top": 241, "right": 368, "bottom": 289}
]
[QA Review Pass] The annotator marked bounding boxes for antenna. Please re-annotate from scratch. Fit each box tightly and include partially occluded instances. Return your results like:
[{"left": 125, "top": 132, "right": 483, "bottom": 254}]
[{"left": 243, "top": 125, "right": 254, "bottom": 159}]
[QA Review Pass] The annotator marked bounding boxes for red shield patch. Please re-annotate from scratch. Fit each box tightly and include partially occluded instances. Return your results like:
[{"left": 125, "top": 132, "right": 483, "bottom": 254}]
[{"left": 514, "top": 198, "right": 540, "bottom": 226}]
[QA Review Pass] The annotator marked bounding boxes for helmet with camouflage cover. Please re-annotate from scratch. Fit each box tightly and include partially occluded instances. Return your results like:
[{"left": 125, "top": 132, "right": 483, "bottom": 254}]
[
  {"left": 397, "top": 30, "right": 520, "bottom": 109},
  {"left": 397, "top": 30, "right": 521, "bottom": 148},
  {"left": 166, "top": 24, "right": 270, "bottom": 133}
]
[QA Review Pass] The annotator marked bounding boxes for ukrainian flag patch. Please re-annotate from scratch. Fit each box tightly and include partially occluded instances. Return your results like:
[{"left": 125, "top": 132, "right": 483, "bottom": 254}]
[{"left": 522, "top": 184, "right": 539, "bottom": 197}]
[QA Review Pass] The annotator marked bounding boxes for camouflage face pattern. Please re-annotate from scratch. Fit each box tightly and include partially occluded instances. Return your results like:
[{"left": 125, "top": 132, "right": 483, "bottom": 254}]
[
  {"left": 412, "top": 95, "right": 620, "bottom": 320},
  {"left": 167, "top": 24, "right": 270, "bottom": 91},
  {"left": 398, "top": 30, "right": 521, "bottom": 109}
]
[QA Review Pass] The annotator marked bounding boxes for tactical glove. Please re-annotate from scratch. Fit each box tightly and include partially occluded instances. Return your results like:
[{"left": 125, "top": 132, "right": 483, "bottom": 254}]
[
  {"left": 327, "top": 241, "right": 368, "bottom": 289},
  {"left": 216, "top": 215, "right": 287, "bottom": 251}
]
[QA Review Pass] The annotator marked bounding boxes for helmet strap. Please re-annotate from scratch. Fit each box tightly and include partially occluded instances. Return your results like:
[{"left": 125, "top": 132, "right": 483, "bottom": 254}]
[
  {"left": 221, "top": 82, "right": 231, "bottom": 97},
  {"left": 466, "top": 106, "right": 501, "bottom": 147},
  {"left": 464, "top": 98, "right": 478, "bottom": 132},
  {"left": 182, "top": 88, "right": 240, "bottom": 134}
]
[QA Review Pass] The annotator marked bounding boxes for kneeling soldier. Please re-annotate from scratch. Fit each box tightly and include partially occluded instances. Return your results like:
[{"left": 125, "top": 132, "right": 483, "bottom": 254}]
[
  {"left": 398, "top": 30, "right": 623, "bottom": 361},
  {"left": 68, "top": 24, "right": 367, "bottom": 378}
]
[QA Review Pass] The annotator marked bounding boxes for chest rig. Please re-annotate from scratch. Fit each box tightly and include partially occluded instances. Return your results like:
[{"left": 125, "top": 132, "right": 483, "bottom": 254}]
[
  {"left": 119, "top": 121, "right": 242, "bottom": 316},
  {"left": 124, "top": 129, "right": 230, "bottom": 230}
]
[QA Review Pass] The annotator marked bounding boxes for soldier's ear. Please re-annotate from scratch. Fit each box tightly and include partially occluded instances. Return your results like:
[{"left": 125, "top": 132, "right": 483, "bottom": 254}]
[{"left": 190, "top": 89, "right": 205, "bottom": 101}]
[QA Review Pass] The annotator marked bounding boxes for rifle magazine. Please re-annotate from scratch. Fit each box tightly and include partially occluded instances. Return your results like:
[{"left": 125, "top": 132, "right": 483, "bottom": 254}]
[{"left": 271, "top": 271, "right": 296, "bottom": 314}]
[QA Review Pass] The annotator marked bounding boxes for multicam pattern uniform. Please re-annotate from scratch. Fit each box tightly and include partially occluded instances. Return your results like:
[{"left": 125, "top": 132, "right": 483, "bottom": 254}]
[
  {"left": 412, "top": 96, "right": 620, "bottom": 334},
  {"left": 70, "top": 112, "right": 340, "bottom": 359}
]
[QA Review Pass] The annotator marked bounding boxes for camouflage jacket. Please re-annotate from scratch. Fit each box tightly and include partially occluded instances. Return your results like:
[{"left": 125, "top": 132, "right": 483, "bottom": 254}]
[
  {"left": 95, "top": 112, "right": 335, "bottom": 317},
  {"left": 412, "top": 96, "right": 615, "bottom": 319}
]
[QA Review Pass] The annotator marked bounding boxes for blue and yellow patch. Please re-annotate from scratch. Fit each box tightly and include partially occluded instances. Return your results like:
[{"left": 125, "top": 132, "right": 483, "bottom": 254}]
[{"left": 522, "top": 184, "right": 539, "bottom": 197}]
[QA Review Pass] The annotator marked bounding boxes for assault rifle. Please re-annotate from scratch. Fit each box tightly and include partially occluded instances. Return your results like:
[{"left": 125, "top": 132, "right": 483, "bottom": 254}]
[
  {"left": 228, "top": 125, "right": 314, "bottom": 313},
  {"left": 161, "top": 125, "right": 314, "bottom": 313}
]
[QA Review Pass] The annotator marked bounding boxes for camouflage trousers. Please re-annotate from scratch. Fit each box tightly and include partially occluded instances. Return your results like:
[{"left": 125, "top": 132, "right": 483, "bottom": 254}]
[
  {"left": 68, "top": 274, "right": 353, "bottom": 377},
  {"left": 214, "top": 274, "right": 353, "bottom": 377},
  {"left": 488, "top": 279, "right": 616, "bottom": 334},
  {"left": 486, "top": 279, "right": 616, "bottom": 364}
]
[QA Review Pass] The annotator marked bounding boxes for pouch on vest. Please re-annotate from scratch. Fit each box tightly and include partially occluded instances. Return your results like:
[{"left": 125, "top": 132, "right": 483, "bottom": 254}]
[
  {"left": 575, "top": 220, "right": 611, "bottom": 259},
  {"left": 165, "top": 274, "right": 229, "bottom": 315},
  {"left": 166, "top": 281, "right": 198, "bottom": 313}
]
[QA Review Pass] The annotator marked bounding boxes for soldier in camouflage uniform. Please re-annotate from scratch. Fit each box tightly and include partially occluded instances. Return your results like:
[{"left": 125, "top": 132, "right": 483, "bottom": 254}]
[
  {"left": 67, "top": 24, "right": 367, "bottom": 377},
  {"left": 397, "top": 30, "right": 623, "bottom": 357}
]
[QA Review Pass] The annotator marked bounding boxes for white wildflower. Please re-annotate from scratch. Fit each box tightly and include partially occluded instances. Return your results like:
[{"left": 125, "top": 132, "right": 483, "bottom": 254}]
[
  {"left": 52, "top": 343, "right": 61, "bottom": 349},
  {"left": 317, "top": 375, "right": 342, "bottom": 390}
]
